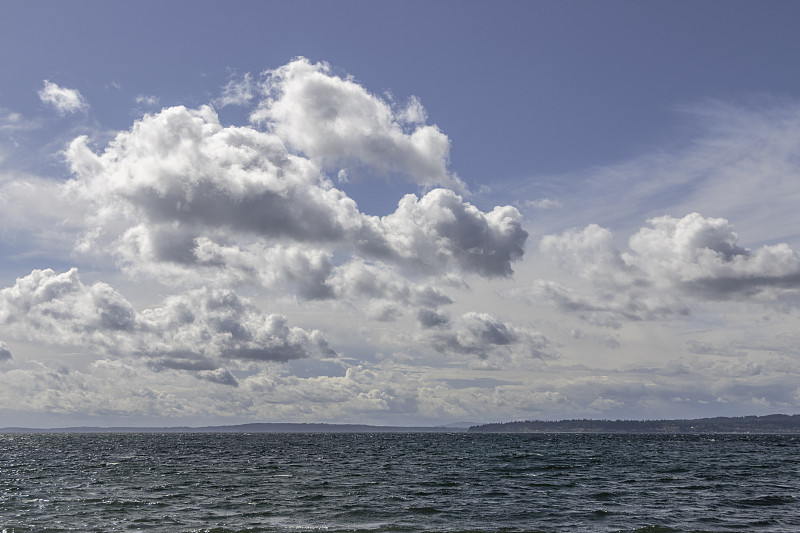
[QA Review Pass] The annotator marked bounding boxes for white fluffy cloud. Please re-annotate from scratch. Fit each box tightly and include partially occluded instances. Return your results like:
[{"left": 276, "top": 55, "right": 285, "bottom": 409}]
[
  {"left": 142, "top": 287, "right": 335, "bottom": 363},
  {"left": 0, "top": 59, "right": 531, "bottom": 414},
  {"left": 536, "top": 213, "right": 800, "bottom": 325},
  {"left": 0, "top": 268, "right": 137, "bottom": 349},
  {"left": 38, "top": 80, "right": 88, "bottom": 115},
  {"left": 5, "top": 54, "right": 800, "bottom": 426},
  {"left": 65, "top": 104, "right": 526, "bottom": 281},
  {"left": 379, "top": 189, "right": 527, "bottom": 276},
  {"left": 251, "top": 58, "right": 464, "bottom": 191},
  {"left": 627, "top": 213, "right": 800, "bottom": 297}
]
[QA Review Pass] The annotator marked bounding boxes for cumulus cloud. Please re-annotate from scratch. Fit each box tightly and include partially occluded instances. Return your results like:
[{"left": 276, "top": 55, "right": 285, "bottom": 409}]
[
  {"left": 0, "top": 268, "right": 335, "bottom": 381},
  {"left": 0, "top": 268, "right": 137, "bottom": 349},
  {"left": 627, "top": 213, "right": 800, "bottom": 298},
  {"left": 251, "top": 57, "right": 465, "bottom": 191},
  {"left": 430, "top": 312, "right": 556, "bottom": 361},
  {"left": 379, "top": 189, "right": 527, "bottom": 276},
  {"left": 139, "top": 286, "right": 335, "bottom": 364},
  {"left": 67, "top": 105, "right": 344, "bottom": 243},
  {"left": 65, "top": 104, "right": 526, "bottom": 280},
  {"left": 38, "top": 80, "right": 88, "bottom": 115},
  {"left": 0, "top": 58, "right": 545, "bottom": 423},
  {"left": 536, "top": 213, "right": 800, "bottom": 324}
]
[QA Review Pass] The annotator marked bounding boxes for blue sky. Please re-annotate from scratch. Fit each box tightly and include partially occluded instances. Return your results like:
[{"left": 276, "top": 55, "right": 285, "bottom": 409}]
[{"left": 2, "top": 1, "right": 800, "bottom": 427}]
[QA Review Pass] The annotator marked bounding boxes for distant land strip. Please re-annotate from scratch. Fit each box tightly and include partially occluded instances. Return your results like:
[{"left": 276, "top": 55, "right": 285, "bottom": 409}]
[
  {"left": 468, "top": 414, "right": 800, "bottom": 434},
  {"left": 0, "top": 422, "right": 466, "bottom": 434},
  {"left": 2, "top": 414, "right": 800, "bottom": 434}
]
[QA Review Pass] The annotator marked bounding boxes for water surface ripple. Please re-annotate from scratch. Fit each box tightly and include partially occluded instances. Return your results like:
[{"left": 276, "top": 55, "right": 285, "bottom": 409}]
[{"left": 1, "top": 432, "right": 798, "bottom": 532}]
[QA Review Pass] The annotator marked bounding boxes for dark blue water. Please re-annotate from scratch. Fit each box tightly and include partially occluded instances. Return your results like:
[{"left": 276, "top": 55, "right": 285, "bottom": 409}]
[{"left": 1, "top": 432, "right": 798, "bottom": 532}]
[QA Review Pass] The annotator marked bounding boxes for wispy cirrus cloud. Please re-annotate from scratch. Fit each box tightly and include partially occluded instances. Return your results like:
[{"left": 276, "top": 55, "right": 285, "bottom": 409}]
[
  {"left": 215, "top": 72, "right": 256, "bottom": 108},
  {"left": 521, "top": 99, "right": 800, "bottom": 247}
]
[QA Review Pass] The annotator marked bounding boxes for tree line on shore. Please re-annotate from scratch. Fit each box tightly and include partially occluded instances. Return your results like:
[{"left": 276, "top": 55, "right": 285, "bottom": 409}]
[{"left": 469, "top": 414, "right": 800, "bottom": 433}]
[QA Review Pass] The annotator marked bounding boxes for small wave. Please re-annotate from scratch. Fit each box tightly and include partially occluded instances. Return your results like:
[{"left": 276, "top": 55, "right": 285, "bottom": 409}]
[
  {"left": 195, "top": 529, "right": 267, "bottom": 533},
  {"left": 405, "top": 505, "right": 442, "bottom": 514},
  {"left": 736, "top": 494, "right": 795, "bottom": 506},
  {"left": 624, "top": 526, "right": 680, "bottom": 533},
  {"left": 590, "top": 491, "right": 619, "bottom": 500}
]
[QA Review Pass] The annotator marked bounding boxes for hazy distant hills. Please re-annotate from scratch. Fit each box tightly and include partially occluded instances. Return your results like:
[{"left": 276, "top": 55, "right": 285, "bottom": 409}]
[
  {"left": 3, "top": 415, "right": 800, "bottom": 434},
  {"left": 468, "top": 414, "right": 800, "bottom": 434},
  {"left": 0, "top": 422, "right": 464, "bottom": 434}
]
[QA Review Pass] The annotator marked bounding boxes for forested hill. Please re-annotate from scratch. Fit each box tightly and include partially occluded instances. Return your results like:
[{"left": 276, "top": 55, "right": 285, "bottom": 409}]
[{"left": 469, "top": 414, "right": 800, "bottom": 434}]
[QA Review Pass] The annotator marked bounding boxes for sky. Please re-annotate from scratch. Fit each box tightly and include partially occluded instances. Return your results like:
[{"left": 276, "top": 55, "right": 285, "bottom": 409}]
[{"left": 2, "top": 1, "right": 800, "bottom": 428}]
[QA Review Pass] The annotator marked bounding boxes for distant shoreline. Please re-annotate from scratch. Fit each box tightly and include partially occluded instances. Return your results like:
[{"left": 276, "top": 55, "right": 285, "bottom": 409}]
[
  {"left": 468, "top": 414, "right": 800, "bottom": 434},
  {"left": 3, "top": 414, "right": 800, "bottom": 434},
  {"left": 0, "top": 422, "right": 466, "bottom": 434}
]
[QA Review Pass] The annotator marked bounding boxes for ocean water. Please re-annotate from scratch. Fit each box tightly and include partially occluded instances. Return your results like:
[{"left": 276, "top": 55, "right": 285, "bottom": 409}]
[{"left": 1, "top": 432, "right": 798, "bottom": 532}]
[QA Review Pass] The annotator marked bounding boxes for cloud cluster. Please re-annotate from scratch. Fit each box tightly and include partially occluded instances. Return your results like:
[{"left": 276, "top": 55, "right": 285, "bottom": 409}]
[
  {"left": 0, "top": 59, "right": 534, "bottom": 404},
  {"left": 65, "top": 103, "right": 526, "bottom": 283},
  {"left": 38, "top": 81, "right": 88, "bottom": 115},
  {"left": 0, "top": 268, "right": 334, "bottom": 383},
  {"left": 6, "top": 59, "right": 800, "bottom": 425},
  {"left": 2, "top": 334, "right": 799, "bottom": 424},
  {"left": 535, "top": 213, "right": 800, "bottom": 324}
]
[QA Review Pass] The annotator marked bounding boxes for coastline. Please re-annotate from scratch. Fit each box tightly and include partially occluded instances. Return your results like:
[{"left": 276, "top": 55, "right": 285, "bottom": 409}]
[{"left": 3, "top": 413, "right": 800, "bottom": 434}]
